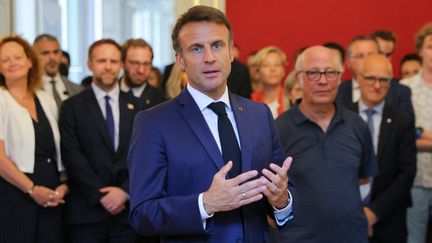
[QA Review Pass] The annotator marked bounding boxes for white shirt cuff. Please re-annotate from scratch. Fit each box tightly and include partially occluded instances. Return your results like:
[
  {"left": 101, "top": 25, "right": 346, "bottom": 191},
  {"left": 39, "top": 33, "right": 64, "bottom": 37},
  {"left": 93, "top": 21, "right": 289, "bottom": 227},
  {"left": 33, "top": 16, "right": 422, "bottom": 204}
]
[{"left": 198, "top": 193, "right": 214, "bottom": 229}]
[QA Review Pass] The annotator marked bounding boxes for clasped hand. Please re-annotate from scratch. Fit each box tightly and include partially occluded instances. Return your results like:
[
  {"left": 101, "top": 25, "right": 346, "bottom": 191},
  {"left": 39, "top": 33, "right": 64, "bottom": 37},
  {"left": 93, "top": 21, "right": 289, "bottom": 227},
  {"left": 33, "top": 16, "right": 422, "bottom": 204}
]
[{"left": 203, "top": 157, "right": 292, "bottom": 214}]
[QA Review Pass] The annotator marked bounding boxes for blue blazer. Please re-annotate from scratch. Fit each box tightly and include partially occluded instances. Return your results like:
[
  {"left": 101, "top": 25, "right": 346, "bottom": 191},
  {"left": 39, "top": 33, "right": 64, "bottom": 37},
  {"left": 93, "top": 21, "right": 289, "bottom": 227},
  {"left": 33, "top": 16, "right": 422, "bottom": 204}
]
[{"left": 128, "top": 88, "right": 292, "bottom": 243}]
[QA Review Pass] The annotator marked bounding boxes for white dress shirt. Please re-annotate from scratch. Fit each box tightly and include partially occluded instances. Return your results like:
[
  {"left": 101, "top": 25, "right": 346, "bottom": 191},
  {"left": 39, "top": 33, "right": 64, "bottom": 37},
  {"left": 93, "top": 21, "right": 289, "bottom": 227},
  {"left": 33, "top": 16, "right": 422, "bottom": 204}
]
[
  {"left": 91, "top": 82, "right": 120, "bottom": 150},
  {"left": 120, "top": 77, "right": 147, "bottom": 98},
  {"left": 186, "top": 84, "right": 293, "bottom": 228},
  {"left": 351, "top": 78, "right": 361, "bottom": 103},
  {"left": 43, "top": 73, "right": 69, "bottom": 101}
]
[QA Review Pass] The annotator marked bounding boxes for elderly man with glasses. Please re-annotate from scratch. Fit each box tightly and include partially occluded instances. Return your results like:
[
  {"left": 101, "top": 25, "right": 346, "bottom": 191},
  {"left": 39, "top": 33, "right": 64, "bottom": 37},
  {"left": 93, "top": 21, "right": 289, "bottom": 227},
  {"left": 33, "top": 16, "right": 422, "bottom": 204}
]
[{"left": 275, "top": 45, "right": 378, "bottom": 243}]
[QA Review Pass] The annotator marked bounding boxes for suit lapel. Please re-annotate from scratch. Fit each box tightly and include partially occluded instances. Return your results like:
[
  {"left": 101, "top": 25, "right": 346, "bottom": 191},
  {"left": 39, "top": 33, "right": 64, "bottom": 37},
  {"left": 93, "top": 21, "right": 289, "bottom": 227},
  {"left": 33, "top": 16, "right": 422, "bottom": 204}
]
[
  {"left": 230, "top": 94, "right": 252, "bottom": 173},
  {"left": 377, "top": 105, "right": 392, "bottom": 161},
  {"left": 117, "top": 92, "right": 135, "bottom": 154},
  {"left": 85, "top": 88, "right": 114, "bottom": 152},
  {"left": 177, "top": 89, "right": 225, "bottom": 170}
]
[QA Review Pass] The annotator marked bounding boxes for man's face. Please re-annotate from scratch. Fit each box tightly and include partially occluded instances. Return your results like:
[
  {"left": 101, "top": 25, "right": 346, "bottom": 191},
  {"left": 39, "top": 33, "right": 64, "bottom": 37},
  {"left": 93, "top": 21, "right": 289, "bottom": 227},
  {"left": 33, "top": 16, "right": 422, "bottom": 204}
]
[
  {"left": 376, "top": 37, "right": 395, "bottom": 60},
  {"left": 401, "top": 60, "right": 422, "bottom": 79},
  {"left": 34, "top": 39, "right": 62, "bottom": 77},
  {"left": 347, "top": 40, "right": 379, "bottom": 78},
  {"left": 298, "top": 46, "right": 341, "bottom": 106},
  {"left": 419, "top": 35, "right": 432, "bottom": 71},
  {"left": 176, "top": 21, "right": 233, "bottom": 100},
  {"left": 88, "top": 43, "right": 123, "bottom": 92},
  {"left": 124, "top": 46, "right": 152, "bottom": 87},
  {"left": 358, "top": 55, "right": 392, "bottom": 107}
]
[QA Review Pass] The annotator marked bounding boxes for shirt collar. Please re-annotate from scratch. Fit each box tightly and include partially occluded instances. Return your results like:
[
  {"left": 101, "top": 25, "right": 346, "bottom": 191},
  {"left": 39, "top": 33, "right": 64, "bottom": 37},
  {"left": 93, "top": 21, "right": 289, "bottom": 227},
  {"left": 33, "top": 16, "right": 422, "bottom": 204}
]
[
  {"left": 186, "top": 84, "right": 231, "bottom": 112},
  {"left": 91, "top": 81, "right": 120, "bottom": 102},
  {"left": 43, "top": 73, "right": 62, "bottom": 83},
  {"left": 358, "top": 99, "right": 385, "bottom": 115},
  {"left": 119, "top": 76, "right": 147, "bottom": 97},
  {"left": 291, "top": 99, "right": 345, "bottom": 126},
  {"left": 352, "top": 78, "right": 359, "bottom": 89}
]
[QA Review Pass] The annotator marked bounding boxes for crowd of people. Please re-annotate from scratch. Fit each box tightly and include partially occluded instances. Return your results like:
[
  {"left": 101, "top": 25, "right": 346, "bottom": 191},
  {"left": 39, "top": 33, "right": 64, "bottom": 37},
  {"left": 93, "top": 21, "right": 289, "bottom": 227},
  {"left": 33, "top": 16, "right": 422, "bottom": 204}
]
[{"left": 0, "top": 4, "right": 432, "bottom": 243}]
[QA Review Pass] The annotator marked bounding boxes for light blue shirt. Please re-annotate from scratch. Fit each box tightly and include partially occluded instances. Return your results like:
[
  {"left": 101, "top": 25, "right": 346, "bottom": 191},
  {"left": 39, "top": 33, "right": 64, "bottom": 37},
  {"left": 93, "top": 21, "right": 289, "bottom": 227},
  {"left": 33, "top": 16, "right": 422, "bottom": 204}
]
[
  {"left": 358, "top": 100, "right": 384, "bottom": 200},
  {"left": 91, "top": 82, "right": 120, "bottom": 151},
  {"left": 186, "top": 84, "right": 293, "bottom": 228}
]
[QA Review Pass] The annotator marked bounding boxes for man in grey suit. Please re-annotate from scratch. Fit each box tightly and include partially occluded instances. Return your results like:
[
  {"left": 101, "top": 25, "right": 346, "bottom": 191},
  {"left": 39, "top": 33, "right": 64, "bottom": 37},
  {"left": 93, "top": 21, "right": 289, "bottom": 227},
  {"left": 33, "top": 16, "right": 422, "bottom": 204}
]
[{"left": 34, "top": 34, "right": 82, "bottom": 108}]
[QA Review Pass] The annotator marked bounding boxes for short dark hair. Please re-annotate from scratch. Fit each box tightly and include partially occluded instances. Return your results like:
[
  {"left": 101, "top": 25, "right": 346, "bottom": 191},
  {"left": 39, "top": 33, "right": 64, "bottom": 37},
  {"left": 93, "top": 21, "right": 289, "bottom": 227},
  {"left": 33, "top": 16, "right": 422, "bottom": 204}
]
[
  {"left": 323, "top": 42, "right": 346, "bottom": 62},
  {"left": 415, "top": 22, "right": 432, "bottom": 52},
  {"left": 88, "top": 39, "right": 121, "bottom": 60},
  {"left": 347, "top": 35, "right": 378, "bottom": 56},
  {"left": 122, "top": 38, "right": 153, "bottom": 62},
  {"left": 171, "top": 5, "right": 232, "bottom": 53},
  {"left": 400, "top": 53, "right": 422, "bottom": 66},
  {"left": 62, "top": 50, "right": 71, "bottom": 66},
  {"left": 371, "top": 30, "right": 397, "bottom": 44},
  {"left": 33, "top": 33, "right": 59, "bottom": 45},
  {"left": 0, "top": 35, "right": 42, "bottom": 92}
]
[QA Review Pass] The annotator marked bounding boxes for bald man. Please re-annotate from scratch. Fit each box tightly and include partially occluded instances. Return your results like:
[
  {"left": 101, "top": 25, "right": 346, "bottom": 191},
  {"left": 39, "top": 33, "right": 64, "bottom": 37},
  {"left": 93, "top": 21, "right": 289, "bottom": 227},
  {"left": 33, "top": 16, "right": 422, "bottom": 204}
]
[
  {"left": 275, "top": 46, "right": 378, "bottom": 242},
  {"left": 350, "top": 54, "right": 416, "bottom": 242}
]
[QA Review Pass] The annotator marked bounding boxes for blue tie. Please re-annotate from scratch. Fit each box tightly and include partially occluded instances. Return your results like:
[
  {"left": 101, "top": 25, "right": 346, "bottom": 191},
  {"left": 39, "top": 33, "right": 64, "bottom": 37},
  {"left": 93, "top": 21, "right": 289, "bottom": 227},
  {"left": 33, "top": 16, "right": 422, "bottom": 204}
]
[
  {"left": 104, "top": 95, "right": 115, "bottom": 150},
  {"left": 364, "top": 109, "right": 376, "bottom": 137},
  {"left": 363, "top": 108, "right": 376, "bottom": 205},
  {"left": 208, "top": 102, "right": 242, "bottom": 178}
]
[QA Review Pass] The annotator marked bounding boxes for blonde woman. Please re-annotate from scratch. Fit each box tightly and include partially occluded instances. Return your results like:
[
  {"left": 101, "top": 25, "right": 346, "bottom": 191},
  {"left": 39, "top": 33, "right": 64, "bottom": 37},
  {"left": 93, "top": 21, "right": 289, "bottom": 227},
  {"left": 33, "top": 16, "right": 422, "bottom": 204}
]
[
  {"left": 165, "top": 63, "right": 189, "bottom": 99},
  {"left": 251, "top": 46, "right": 287, "bottom": 118}
]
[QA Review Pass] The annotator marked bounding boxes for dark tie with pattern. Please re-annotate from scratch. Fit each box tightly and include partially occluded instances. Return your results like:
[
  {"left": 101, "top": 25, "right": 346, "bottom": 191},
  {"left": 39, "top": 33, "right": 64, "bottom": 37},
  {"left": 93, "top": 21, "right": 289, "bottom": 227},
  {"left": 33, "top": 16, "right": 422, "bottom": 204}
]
[
  {"left": 208, "top": 102, "right": 242, "bottom": 178},
  {"left": 50, "top": 80, "right": 62, "bottom": 108},
  {"left": 104, "top": 95, "right": 115, "bottom": 150}
]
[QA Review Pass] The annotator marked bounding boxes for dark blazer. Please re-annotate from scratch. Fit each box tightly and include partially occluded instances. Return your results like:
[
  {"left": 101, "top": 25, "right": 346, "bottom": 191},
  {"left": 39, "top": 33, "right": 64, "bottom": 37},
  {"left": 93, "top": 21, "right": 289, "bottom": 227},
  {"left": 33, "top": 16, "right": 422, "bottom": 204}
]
[
  {"left": 227, "top": 58, "right": 252, "bottom": 99},
  {"left": 136, "top": 84, "right": 165, "bottom": 110},
  {"left": 59, "top": 87, "right": 141, "bottom": 225},
  {"left": 61, "top": 75, "right": 83, "bottom": 97},
  {"left": 349, "top": 102, "right": 417, "bottom": 242},
  {"left": 336, "top": 79, "right": 414, "bottom": 118},
  {"left": 128, "top": 88, "right": 293, "bottom": 243}
]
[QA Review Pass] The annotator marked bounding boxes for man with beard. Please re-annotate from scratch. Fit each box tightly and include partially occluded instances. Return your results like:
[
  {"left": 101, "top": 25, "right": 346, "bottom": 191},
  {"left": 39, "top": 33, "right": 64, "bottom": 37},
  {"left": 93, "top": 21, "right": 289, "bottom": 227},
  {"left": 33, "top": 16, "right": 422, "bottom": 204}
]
[
  {"left": 59, "top": 39, "right": 141, "bottom": 243},
  {"left": 33, "top": 34, "right": 82, "bottom": 108},
  {"left": 121, "top": 38, "right": 165, "bottom": 110}
]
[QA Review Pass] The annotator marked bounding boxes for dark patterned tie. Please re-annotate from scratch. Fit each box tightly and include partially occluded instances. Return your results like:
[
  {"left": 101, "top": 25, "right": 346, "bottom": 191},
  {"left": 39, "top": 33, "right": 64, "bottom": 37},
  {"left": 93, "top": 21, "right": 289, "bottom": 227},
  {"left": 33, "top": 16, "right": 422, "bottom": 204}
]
[
  {"left": 104, "top": 95, "right": 115, "bottom": 150},
  {"left": 208, "top": 102, "right": 242, "bottom": 178},
  {"left": 50, "top": 80, "right": 62, "bottom": 108}
]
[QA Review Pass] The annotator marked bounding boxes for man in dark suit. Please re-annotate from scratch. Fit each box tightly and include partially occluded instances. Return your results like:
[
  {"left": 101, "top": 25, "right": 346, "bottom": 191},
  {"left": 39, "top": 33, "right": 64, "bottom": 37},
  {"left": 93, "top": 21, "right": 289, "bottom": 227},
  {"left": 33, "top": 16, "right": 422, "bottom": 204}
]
[
  {"left": 33, "top": 34, "right": 82, "bottom": 108},
  {"left": 350, "top": 54, "right": 416, "bottom": 242},
  {"left": 120, "top": 38, "right": 165, "bottom": 110},
  {"left": 59, "top": 39, "right": 140, "bottom": 243},
  {"left": 336, "top": 35, "right": 414, "bottom": 117},
  {"left": 128, "top": 6, "right": 294, "bottom": 243}
]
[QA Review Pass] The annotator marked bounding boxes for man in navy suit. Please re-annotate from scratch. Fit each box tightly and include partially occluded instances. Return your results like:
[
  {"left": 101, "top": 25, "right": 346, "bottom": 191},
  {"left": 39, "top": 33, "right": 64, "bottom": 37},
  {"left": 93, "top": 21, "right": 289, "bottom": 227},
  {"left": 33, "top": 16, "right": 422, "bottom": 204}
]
[
  {"left": 128, "top": 6, "right": 294, "bottom": 243},
  {"left": 336, "top": 35, "right": 414, "bottom": 117},
  {"left": 349, "top": 54, "right": 416, "bottom": 242},
  {"left": 59, "top": 39, "right": 140, "bottom": 243}
]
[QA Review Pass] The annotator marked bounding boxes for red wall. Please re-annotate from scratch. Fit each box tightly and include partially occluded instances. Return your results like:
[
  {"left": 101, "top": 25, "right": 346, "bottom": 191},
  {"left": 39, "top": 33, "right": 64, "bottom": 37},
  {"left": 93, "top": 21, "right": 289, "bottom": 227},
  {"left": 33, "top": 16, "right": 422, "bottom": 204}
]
[{"left": 226, "top": 0, "right": 431, "bottom": 78}]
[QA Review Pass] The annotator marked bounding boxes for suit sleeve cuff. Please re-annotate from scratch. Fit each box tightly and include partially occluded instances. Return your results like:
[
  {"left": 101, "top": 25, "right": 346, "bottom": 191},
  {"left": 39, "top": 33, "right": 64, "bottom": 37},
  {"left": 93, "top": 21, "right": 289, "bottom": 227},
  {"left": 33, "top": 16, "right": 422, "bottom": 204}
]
[
  {"left": 198, "top": 193, "right": 214, "bottom": 229},
  {"left": 273, "top": 190, "right": 294, "bottom": 226}
]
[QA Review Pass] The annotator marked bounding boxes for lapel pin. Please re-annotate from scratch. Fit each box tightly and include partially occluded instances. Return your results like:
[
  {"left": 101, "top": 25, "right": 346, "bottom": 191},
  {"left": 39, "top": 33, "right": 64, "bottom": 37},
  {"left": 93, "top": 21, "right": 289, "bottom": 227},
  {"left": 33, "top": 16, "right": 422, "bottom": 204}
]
[
  {"left": 127, "top": 103, "right": 135, "bottom": 110},
  {"left": 145, "top": 99, "right": 150, "bottom": 105},
  {"left": 386, "top": 118, "right": 392, "bottom": 123},
  {"left": 238, "top": 106, "right": 244, "bottom": 111}
]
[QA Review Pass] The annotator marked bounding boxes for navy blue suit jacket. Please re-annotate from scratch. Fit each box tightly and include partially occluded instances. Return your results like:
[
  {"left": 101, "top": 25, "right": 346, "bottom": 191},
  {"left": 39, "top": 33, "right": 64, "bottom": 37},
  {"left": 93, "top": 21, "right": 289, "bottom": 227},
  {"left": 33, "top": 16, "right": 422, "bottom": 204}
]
[
  {"left": 59, "top": 88, "right": 141, "bottom": 224},
  {"left": 128, "top": 88, "right": 292, "bottom": 243},
  {"left": 336, "top": 79, "right": 414, "bottom": 118}
]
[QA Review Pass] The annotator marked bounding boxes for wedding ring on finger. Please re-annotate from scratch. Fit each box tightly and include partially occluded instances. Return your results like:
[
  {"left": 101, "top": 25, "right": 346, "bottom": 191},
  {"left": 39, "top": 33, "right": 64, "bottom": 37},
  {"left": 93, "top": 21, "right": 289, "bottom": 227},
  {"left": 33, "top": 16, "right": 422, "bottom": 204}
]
[{"left": 241, "top": 192, "right": 246, "bottom": 198}]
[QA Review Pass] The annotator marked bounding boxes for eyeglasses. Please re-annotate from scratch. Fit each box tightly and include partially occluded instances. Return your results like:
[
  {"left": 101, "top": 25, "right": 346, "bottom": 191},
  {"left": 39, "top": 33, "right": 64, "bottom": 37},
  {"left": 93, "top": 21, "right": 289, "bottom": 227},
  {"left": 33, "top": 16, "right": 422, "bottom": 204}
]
[
  {"left": 362, "top": 75, "right": 392, "bottom": 85},
  {"left": 127, "top": 60, "right": 152, "bottom": 68},
  {"left": 297, "top": 70, "right": 341, "bottom": 82}
]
